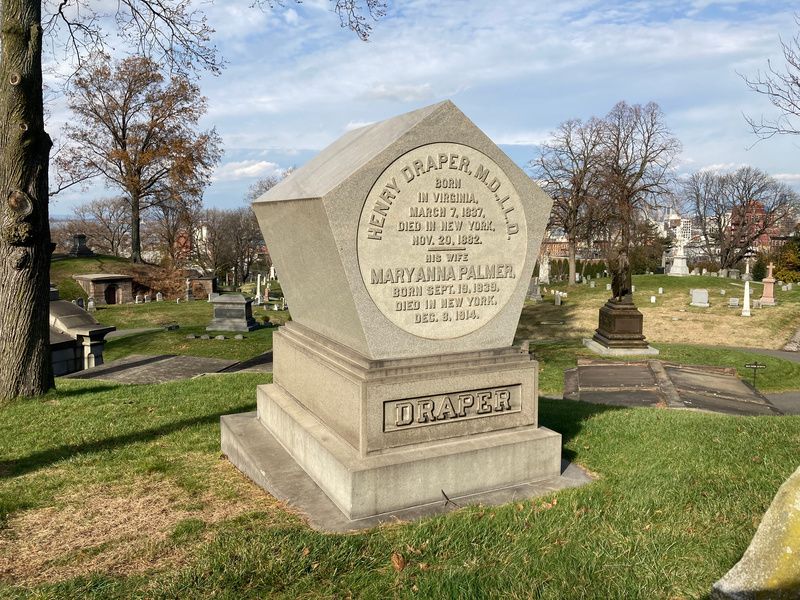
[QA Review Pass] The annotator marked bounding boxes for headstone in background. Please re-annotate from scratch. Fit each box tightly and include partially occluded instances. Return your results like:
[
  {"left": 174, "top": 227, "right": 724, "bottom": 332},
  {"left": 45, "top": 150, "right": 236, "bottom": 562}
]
[
  {"left": 650, "top": 296, "right": 656, "bottom": 303},
  {"left": 720, "top": 289, "right": 726, "bottom": 295},
  {"left": 538, "top": 253, "right": 550, "bottom": 285},
  {"left": 207, "top": 294, "right": 258, "bottom": 332},
  {"left": 728, "top": 297, "right": 740, "bottom": 308},
  {"left": 590, "top": 281, "right": 596, "bottom": 288},
  {"left": 691, "top": 268, "right": 699, "bottom": 275},
  {"left": 606, "top": 283, "right": 612, "bottom": 291},
  {"left": 690, "top": 289, "right": 710, "bottom": 307},
  {"left": 527, "top": 278, "right": 542, "bottom": 302},
  {"left": 135, "top": 294, "right": 143, "bottom": 304},
  {"left": 718, "top": 268, "right": 728, "bottom": 278},
  {"left": 156, "top": 292, "right": 163, "bottom": 302},
  {"left": 68, "top": 233, "right": 95, "bottom": 257},
  {"left": 729, "top": 269, "right": 740, "bottom": 279},
  {"left": 668, "top": 241, "right": 690, "bottom": 277},
  {"left": 87, "top": 298, "right": 96, "bottom": 312},
  {"left": 144, "top": 294, "right": 151, "bottom": 303},
  {"left": 658, "top": 287, "right": 663, "bottom": 294},
  {"left": 555, "top": 292, "right": 562, "bottom": 306}
]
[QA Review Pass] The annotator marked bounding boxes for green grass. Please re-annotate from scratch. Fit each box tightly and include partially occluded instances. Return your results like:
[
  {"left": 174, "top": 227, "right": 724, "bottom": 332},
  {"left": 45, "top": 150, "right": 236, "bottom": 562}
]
[
  {"left": 1, "top": 377, "right": 798, "bottom": 598},
  {"left": 92, "top": 301, "right": 291, "bottom": 362},
  {"left": 50, "top": 256, "right": 133, "bottom": 301}
]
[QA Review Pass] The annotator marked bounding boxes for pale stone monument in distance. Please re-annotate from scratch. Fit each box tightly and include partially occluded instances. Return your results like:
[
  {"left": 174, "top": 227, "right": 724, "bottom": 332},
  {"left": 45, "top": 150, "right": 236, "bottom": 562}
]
[
  {"left": 221, "top": 101, "right": 582, "bottom": 529},
  {"left": 760, "top": 263, "right": 777, "bottom": 306},
  {"left": 668, "top": 240, "right": 689, "bottom": 277}
]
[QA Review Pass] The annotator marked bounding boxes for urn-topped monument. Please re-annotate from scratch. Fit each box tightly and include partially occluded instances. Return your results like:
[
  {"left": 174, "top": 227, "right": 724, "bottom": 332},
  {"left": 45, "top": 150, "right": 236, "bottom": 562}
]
[{"left": 221, "top": 101, "right": 573, "bottom": 527}]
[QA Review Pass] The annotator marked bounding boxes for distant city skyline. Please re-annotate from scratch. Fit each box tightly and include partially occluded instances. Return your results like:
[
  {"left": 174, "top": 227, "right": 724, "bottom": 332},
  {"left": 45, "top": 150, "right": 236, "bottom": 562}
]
[{"left": 47, "top": 0, "right": 800, "bottom": 216}]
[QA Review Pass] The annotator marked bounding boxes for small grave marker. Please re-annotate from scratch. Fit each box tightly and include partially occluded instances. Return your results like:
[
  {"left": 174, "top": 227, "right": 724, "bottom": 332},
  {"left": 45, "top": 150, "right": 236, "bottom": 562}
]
[{"left": 744, "top": 362, "right": 766, "bottom": 389}]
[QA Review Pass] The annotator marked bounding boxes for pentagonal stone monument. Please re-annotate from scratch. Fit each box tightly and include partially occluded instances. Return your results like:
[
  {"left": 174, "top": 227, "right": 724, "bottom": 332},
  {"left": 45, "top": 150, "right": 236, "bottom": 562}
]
[{"left": 222, "top": 101, "right": 566, "bottom": 525}]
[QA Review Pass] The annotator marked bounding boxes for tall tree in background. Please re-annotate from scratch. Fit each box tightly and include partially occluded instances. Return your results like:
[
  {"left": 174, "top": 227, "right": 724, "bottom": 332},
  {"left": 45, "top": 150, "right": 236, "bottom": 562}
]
[
  {"left": 0, "top": 0, "right": 384, "bottom": 402},
  {"left": 687, "top": 166, "right": 798, "bottom": 269},
  {"left": 57, "top": 54, "right": 221, "bottom": 263},
  {"left": 599, "top": 101, "right": 680, "bottom": 295},
  {"left": 742, "top": 14, "right": 800, "bottom": 139},
  {"left": 531, "top": 117, "right": 603, "bottom": 285}
]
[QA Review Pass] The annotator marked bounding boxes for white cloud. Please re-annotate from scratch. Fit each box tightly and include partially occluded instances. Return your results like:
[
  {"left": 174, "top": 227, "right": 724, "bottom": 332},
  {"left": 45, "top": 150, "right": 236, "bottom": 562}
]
[
  {"left": 344, "top": 120, "right": 375, "bottom": 132},
  {"left": 213, "top": 160, "right": 281, "bottom": 182},
  {"left": 774, "top": 173, "right": 800, "bottom": 184}
]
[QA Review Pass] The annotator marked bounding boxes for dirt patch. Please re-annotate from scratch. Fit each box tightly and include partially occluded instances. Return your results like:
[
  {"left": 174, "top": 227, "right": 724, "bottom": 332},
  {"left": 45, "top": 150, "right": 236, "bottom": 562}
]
[{"left": 0, "top": 461, "right": 285, "bottom": 585}]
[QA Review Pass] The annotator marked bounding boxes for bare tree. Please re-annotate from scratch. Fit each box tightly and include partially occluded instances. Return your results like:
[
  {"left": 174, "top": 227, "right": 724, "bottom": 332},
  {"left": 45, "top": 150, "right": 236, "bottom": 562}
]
[
  {"left": 531, "top": 117, "right": 604, "bottom": 285},
  {"left": 245, "top": 167, "right": 294, "bottom": 203},
  {"left": 688, "top": 166, "right": 798, "bottom": 269},
  {"left": 742, "top": 14, "right": 800, "bottom": 139},
  {"left": 72, "top": 197, "right": 131, "bottom": 257},
  {"left": 599, "top": 101, "right": 681, "bottom": 294},
  {"left": 0, "top": 0, "right": 384, "bottom": 401},
  {"left": 57, "top": 54, "right": 221, "bottom": 263}
]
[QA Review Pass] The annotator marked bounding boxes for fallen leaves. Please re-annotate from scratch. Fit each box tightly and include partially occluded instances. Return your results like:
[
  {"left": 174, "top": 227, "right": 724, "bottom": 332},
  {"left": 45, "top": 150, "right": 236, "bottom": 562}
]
[{"left": 391, "top": 552, "right": 406, "bottom": 572}]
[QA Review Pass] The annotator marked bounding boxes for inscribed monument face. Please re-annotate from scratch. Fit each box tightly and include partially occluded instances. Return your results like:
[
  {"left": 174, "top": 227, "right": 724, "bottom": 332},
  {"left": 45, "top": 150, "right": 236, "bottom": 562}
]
[{"left": 357, "top": 142, "right": 527, "bottom": 339}]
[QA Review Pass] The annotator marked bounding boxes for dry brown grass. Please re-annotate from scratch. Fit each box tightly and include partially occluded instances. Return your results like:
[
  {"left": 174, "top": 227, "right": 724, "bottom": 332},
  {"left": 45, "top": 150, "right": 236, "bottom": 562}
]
[
  {"left": 0, "top": 460, "right": 284, "bottom": 585},
  {"left": 521, "top": 283, "right": 800, "bottom": 349}
]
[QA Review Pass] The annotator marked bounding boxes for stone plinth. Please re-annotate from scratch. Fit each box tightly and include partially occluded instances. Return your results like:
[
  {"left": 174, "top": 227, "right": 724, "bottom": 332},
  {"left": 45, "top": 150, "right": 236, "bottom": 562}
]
[
  {"left": 69, "top": 233, "right": 94, "bottom": 257},
  {"left": 223, "top": 322, "right": 561, "bottom": 519},
  {"left": 591, "top": 300, "right": 656, "bottom": 352},
  {"left": 668, "top": 253, "right": 689, "bottom": 276},
  {"left": 223, "top": 100, "right": 569, "bottom": 525},
  {"left": 207, "top": 294, "right": 257, "bottom": 332},
  {"left": 690, "top": 288, "right": 710, "bottom": 307}
]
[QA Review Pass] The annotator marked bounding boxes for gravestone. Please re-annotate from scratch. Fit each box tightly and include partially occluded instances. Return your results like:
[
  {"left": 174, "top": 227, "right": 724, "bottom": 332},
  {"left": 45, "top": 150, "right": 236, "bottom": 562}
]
[
  {"left": 690, "top": 289, "right": 709, "bottom": 307},
  {"left": 207, "top": 294, "right": 257, "bottom": 332},
  {"left": 87, "top": 298, "right": 96, "bottom": 312},
  {"left": 606, "top": 283, "right": 612, "bottom": 291},
  {"left": 222, "top": 101, "right": 564, "bottom": 525},
  {"left": 742, "top": 280, "right": 751, "bottom": 317},
  {"left": 719, "top": 268, "right": 728, "bottom": 278},
  {"left": 668, "top": 241, "right": 689, "bottom": 277},
  {"left": 590, "top": 281, "right": 595, "bottom": 288},
  {"left": 135, "top": 294, "right": 143, "bottom": 304},
  {"left": 720, "top": 289, "right": 726, "bottom": 296},
  {"left": 691, "top": 268, "right": 699, "bottom": 275},
  {"left": 555, "top": 292, "right": 562, "bottom": 306},
  {"left": 156, "top": 292, "right": 163, "bottom": 302},
  {"left": 527, "top": 278, "right": 542, "bottom": 302},
  {"left": 144, "top": 294, "right": 151, "bottom": 303},
  {"left": 69, "top": 233, "right": 95, "bottom": 257},
  {"left": 728, "top": 297, "right": 739, "bottom": 308},
  {"left": 658, "top": 287, "right": 663, "bottom": 294},
  {"left": 761, "top": 263, "right": 776, "bottom": 306},
  {"left": 650, "top": 296, "right": 656, "bottom": 303},
  {"left": 538, "top": 253, "right": 550, "bottom": 285}
]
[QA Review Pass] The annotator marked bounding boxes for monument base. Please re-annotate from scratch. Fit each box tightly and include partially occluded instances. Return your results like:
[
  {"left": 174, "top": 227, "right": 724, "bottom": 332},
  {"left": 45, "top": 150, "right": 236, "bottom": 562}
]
[
  {"left": 592, "top": 300, "right": 651, "bottom": 350},
  {"left": 221, "top": 322, "right": 564, "bottom": 522},
  {"left": 222, "top": 412, "right": 588, "bottom": 531},
  {"left": 582, "top": 338, "right": 659, "bottom": 356}
]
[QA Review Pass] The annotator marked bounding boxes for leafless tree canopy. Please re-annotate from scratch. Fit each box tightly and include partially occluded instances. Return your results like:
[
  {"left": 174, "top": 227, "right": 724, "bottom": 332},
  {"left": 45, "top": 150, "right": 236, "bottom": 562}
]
[
  {"left": 686, "top": 166, "right": 799, "bottom": 269},
  {"left": 57, "top": 54, "right": 222, "bottom": 262},
  {"left": 742, "top": 14, "right": 800, "bottom": 139},
  {"left": 530, "top": 117, "right": 604, "bottom": 284}
]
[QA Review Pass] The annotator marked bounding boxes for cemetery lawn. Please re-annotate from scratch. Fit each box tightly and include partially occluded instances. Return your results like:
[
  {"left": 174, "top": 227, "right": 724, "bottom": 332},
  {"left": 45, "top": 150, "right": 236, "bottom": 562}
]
[
  {"left": 1, "top": 375, "right": 799, "bottom": 598},
  {"left": 97, "top": 301, "right": 290, "bottom": 362},
  {"left": 521, "top": 273, "right": 800, "bottom": 349}
]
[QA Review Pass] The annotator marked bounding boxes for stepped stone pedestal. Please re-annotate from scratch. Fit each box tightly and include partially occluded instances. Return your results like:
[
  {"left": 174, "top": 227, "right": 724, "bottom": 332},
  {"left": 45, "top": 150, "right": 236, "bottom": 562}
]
[{"left": 221, "top": 101, "right": 572, "bottom": 527}]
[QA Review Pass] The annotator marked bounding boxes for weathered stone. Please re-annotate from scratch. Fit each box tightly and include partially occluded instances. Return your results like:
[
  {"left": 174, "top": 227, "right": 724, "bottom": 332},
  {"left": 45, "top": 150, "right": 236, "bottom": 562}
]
[
  {"left": 224, "top": 101, "right": 567, "bottom": 524},
  {"left": 690, "top": 289, "right": 710, "bottom": 307},
  {"left": 207, "top": 294, "right": 257, "bottom": 332},
  {"left": 712, "top": 466, "right": 800, "bottom": 599}
]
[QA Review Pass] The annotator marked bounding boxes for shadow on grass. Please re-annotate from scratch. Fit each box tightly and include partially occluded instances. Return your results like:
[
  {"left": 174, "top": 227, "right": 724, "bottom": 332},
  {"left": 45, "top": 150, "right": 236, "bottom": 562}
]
[
  {"left": 0, "top": 403, "right": 254, "bottom": 479},
  {"left": 539, "top": 396, "right": 624, "bottom": 462},
  {"left": 51, "top": 384, "right": 127, "bottom": 398}
]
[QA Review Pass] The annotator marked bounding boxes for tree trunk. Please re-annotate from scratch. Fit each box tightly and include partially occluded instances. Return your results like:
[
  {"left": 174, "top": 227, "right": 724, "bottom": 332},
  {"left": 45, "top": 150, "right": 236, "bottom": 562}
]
[
  {"left": 567, "top": 238, "right": 577, "bottom": 285},
  {"left": 0, "top": 0, "right": 54, "bottom": 401},
  {"left": 130, "top": 196, "right": 142, "bottom": 263}
]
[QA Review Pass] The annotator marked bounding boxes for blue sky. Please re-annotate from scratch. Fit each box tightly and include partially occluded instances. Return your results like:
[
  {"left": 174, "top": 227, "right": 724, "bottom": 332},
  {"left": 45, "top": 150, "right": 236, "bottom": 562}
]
[{"left": 47, "top": 0, "right": 800, "bottom": 214}]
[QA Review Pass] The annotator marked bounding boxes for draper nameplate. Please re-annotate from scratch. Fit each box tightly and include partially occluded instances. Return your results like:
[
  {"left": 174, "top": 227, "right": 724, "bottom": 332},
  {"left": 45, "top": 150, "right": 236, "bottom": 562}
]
[{"left": 383, "top": 385, "right": 521, "bottom": 432}]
